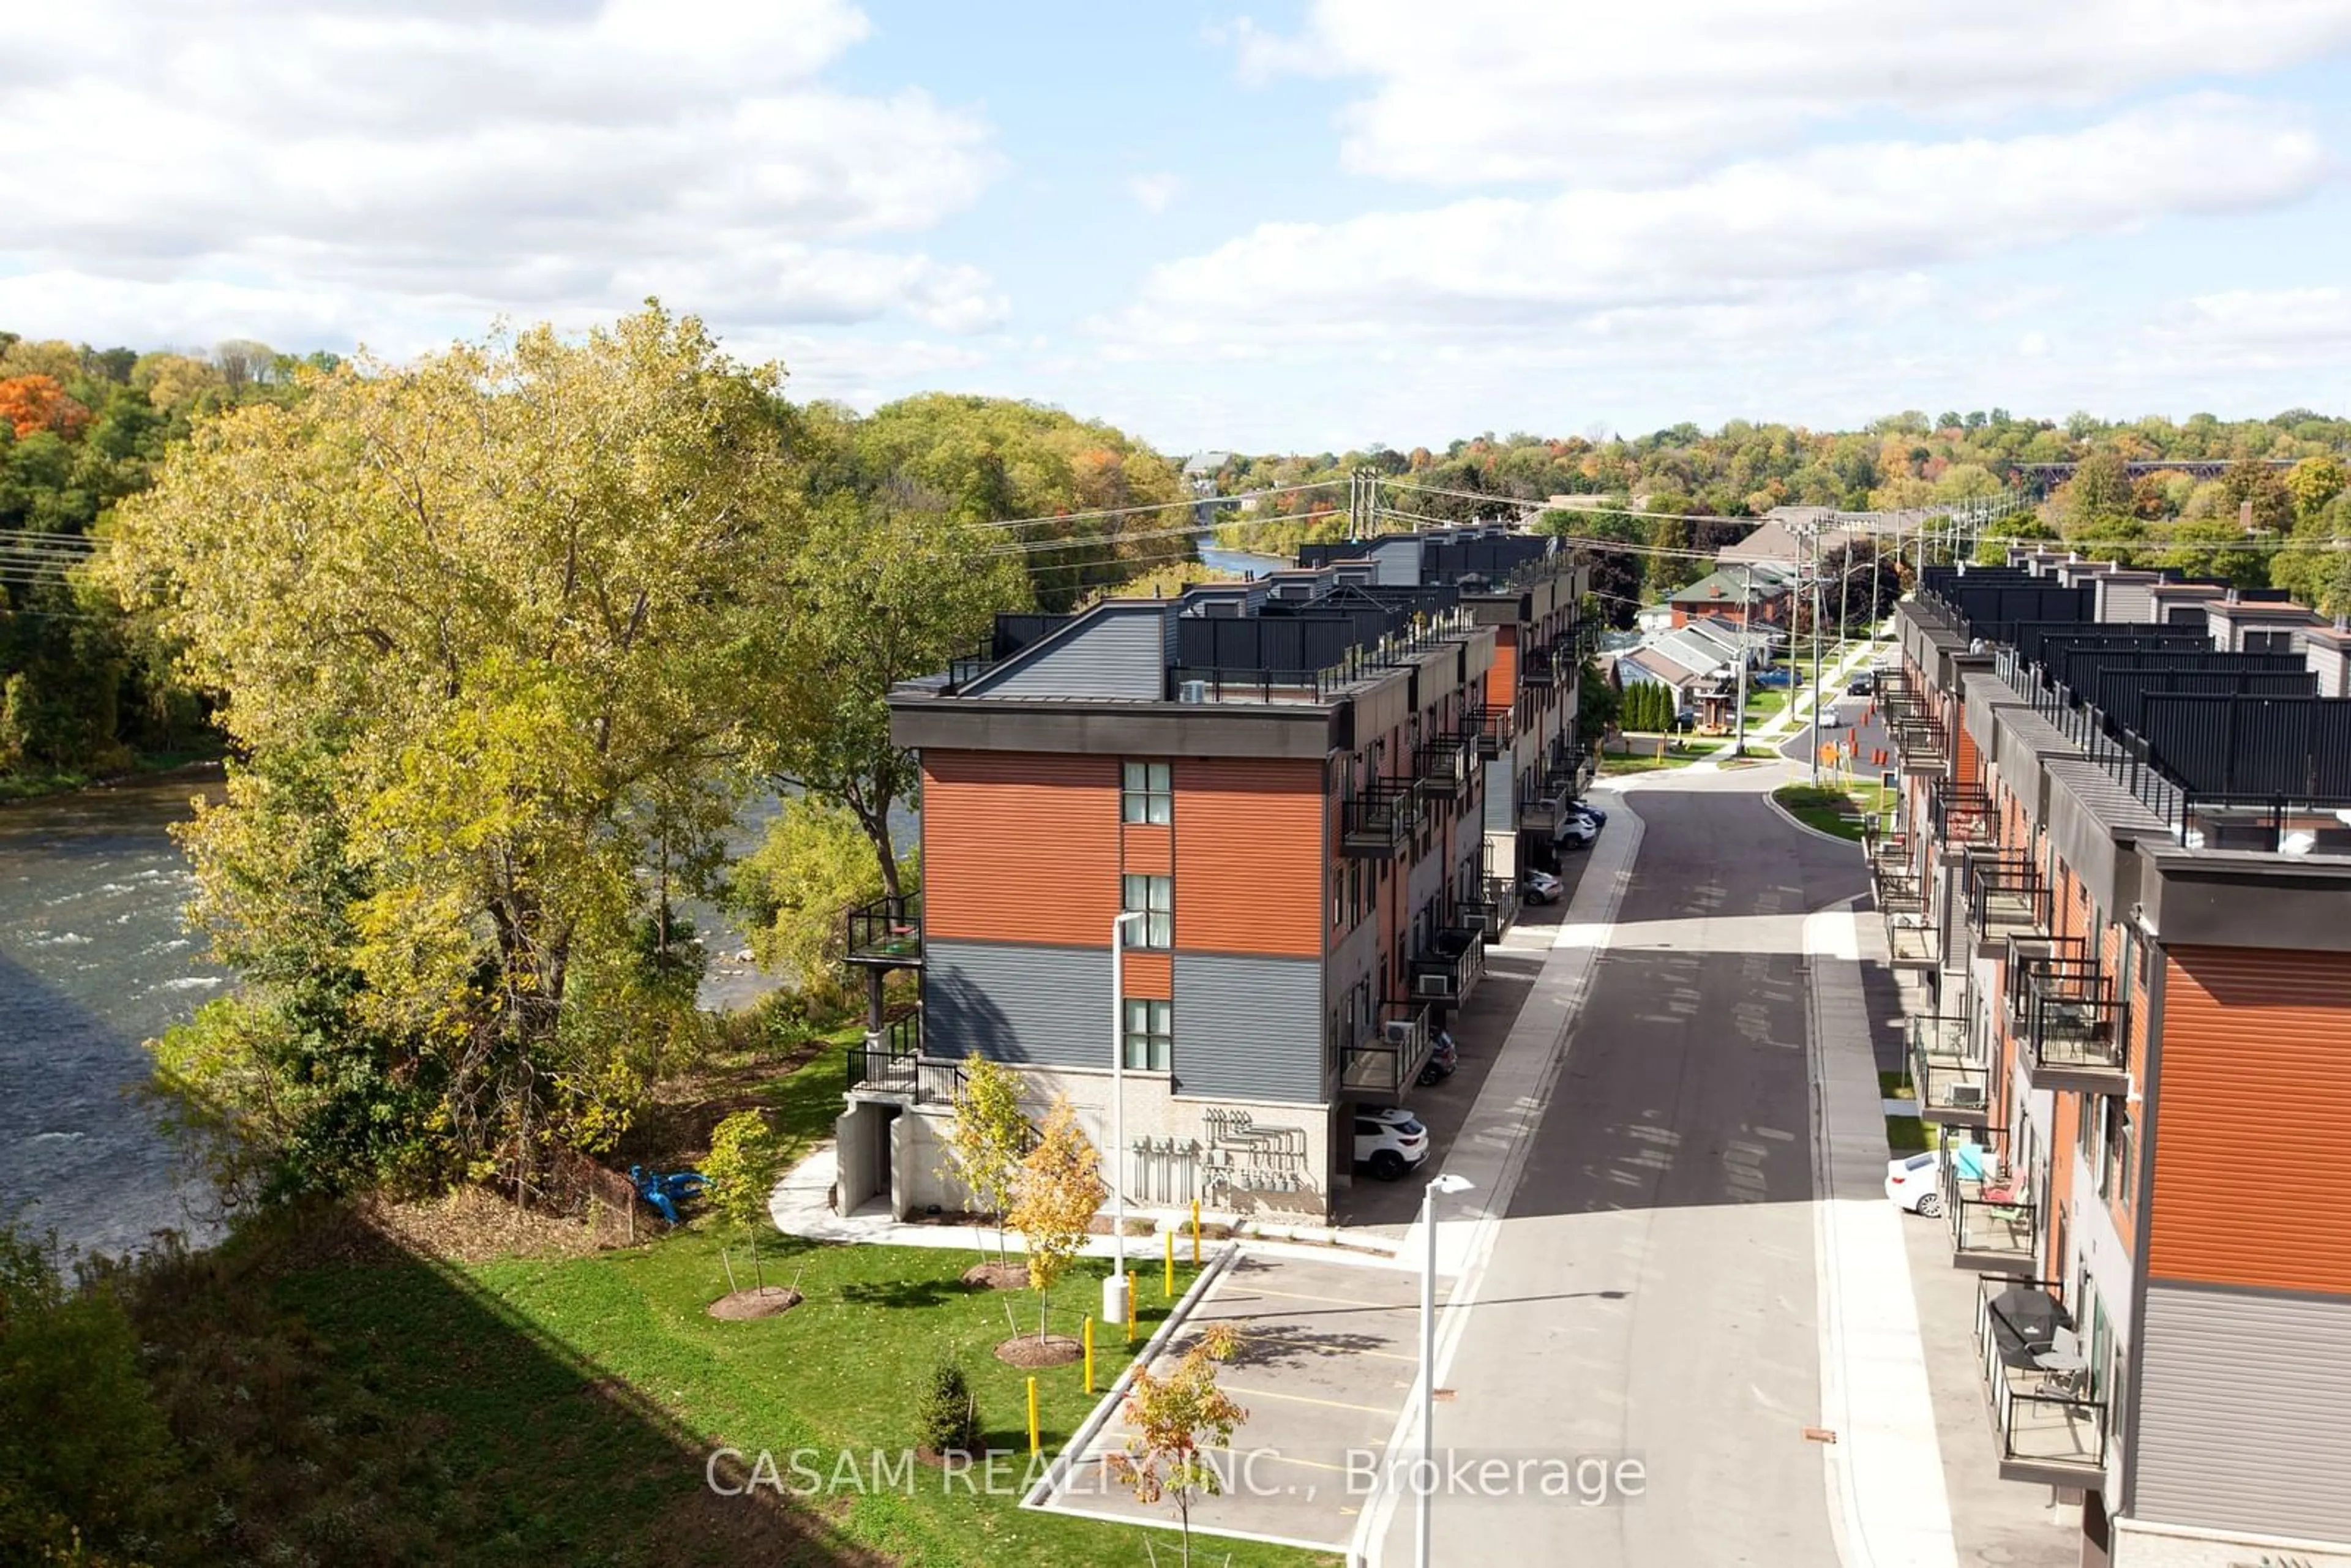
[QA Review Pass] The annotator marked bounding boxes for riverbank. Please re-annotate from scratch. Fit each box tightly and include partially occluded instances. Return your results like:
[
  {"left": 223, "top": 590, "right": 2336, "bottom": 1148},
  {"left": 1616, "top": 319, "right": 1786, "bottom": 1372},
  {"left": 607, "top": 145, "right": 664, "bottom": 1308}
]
[{"left": 0, "top": 745, "right": 228, "bottom": 805}]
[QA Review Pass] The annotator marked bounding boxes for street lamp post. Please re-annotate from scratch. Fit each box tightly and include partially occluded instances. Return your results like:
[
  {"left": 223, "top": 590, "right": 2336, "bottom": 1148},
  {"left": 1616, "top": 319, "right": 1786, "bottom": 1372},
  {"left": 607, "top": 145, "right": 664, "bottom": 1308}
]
[
  {"left": 1416, "top": 1172, "right": 1474, "bottom": 1568},
  {"left": 1104, "top": 909, "right": 1148, "bottom": 1330}
]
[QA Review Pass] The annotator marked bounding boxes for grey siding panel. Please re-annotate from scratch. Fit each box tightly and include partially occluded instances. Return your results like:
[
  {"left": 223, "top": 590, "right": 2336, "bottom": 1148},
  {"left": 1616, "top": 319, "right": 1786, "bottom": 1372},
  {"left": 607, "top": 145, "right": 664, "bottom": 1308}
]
[
  {"left": 1373, "top": 538, "right": 1420, "bottom": 587},
  {"left": 1483, "top": 757, "right": 1514, "bottom": 833},
  {"left": 925, "top": 939, "right": 1107, "bottom": 1069},
  {"left": 975, "top": 606, "right": 1170, "bottom": 700},
  {"left": 1173, "top": 952, "right": 1323, "bottom": 1103},
  {"left": 2131, "top": 1283, "right": 2351, "bottom": 1540}
]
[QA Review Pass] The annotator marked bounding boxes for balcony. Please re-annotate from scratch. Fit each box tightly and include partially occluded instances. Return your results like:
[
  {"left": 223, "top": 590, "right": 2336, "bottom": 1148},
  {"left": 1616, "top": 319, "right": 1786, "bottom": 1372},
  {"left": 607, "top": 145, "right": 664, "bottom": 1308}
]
[
  {"left": 1965, "top": 852, "right": 2048, "bottom": 957},
  {"left": 1974, "top": 1276, "right": 2110, "bottom": 1488},
  {"left": 1413, "top": 735, "right": 1472, "bottom": 803},
  {"left": 1930, "top": 778, "right": 1998, "bottom": 847},
  {"left": 1887, "top": 917, "right": 1940, "bottom": 970},
  {"left": 1940, "top": 1131, "right": 2041, "bottom": 1273},
  {"left": 844, "top": 893, "right": 924, "bottom": 968},
  {"left": 1465, "top": 703, "right": 1515, "bottom": 760},
  {"left": 1341, "top": 1000, "right": 1434, "bottom": 1096},
  {"left": 2020, "top": 959, "right": 2128, "bottom": 1095},
  {"left": 1475, "top": 874, "right": 1520, "bottom": 937},
  {"left": 1517, "top": 638, "right": 1559, "bottom": 687},
  {"left": 1408, "top": 926, "right": 1486, "bottom": 1008},
  {"left": 1908, "top": 1015, "right": 1990, "bottom": 1124},
  {"left": 1343, "top": 781, "right": 1421, "bottom": 859},
  {"left": 846, "top": 1015, "right": 966, "bottom": 1107}
]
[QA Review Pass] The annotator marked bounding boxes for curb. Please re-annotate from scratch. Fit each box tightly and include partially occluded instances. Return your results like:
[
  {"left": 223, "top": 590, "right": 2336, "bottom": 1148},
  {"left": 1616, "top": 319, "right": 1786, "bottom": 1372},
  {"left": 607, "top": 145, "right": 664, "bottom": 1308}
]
[
  {"left": 1761, "top": 789, "right": 1867, "bottom": 850},
  {"left": 1019, "top": 1239, "right": 1242, "bottom": 1514}
]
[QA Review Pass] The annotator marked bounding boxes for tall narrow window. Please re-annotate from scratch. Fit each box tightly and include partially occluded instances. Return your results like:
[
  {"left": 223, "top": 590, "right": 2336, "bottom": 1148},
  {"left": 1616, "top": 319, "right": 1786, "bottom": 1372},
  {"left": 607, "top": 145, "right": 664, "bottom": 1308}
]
[
  {"left": 1123, "top": 999, "right": 1172, "bottom": 1071},
  {"left": 1122, "top": 760, "right": 1172, "bottom": 825},
  {"left": 1122, "top": 873, "right": 1172, "bottom": 949}
]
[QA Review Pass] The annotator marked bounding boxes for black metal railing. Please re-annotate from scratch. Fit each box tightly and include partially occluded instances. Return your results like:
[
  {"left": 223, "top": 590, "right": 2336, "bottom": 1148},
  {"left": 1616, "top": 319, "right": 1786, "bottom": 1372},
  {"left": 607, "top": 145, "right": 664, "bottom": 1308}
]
[
  {"left": 1413, "top": 735, "right": 1471, "bottom": 800},
  {"left": 1965, "top": 852, "right": 2048, "bottom": 949},
  {"left": 1518, "top": 638, "right": 1559, "bottom": 686},
  {"left": 1941, "top": 1130, "right": 2039, "bottom": 1270},
  {"left": 1907, "top": 1015, "right": 1990, "bottom": 1122},
  {"left": 2021, "top": 960, "right": 2127, "bottom": 1089},
  {"left": 1342, "top": 781, "right": 1420, "bottom": 858},
  {"left": 1341, "top": 1000, "right": 1433, "bottom": 1095},
  {"left": 1480, "top": 874, "right": 1520, "bottom": 934},
  {"left": 1974, "top": 1275, "right": 2109, "bottom": 1482},
  {"left": 1931, "top": 777, "right": 1998, "bottom": 845},
  {"left": 1466, "top": 703, "right": 1515, "bottom": 758},
  {"left": 1408, "top": 927, "right": 1486, "bottom": 1005},
  {"left": 845, "top": 1022, "right": 964, "bottom": 1107},
  {"left": 845, "top": 893, "right": 924, "bottom": 967}
]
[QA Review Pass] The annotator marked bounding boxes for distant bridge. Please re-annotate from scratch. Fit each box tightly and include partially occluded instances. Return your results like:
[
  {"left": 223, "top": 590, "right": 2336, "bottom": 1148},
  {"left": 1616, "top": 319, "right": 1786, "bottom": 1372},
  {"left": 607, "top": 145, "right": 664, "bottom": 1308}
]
[{"left": 2014, "top": 458, "right": 2298, "bottom": 494}]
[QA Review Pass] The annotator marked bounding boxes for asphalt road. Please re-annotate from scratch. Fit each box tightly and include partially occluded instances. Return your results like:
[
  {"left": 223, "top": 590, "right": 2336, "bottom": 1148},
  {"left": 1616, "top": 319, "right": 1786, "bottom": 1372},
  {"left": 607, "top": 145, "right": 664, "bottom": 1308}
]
[{"left": 1421, "top": 769, "right": 1869, "bottom": 1566}]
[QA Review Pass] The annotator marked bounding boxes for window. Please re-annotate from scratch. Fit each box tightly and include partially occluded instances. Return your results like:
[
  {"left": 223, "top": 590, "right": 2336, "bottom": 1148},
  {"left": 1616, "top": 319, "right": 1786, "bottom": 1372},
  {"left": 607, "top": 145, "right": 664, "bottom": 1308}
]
[
  {"left": 1122, "top": 760, "right": 1172, "bottom": 825},
  {"left": 2245, "top": 629, "right": 2296, "bottom": 655},
  {"left": 1123, "top": 999, "right": 1172, "bottom": 1071},
  {"left": 1122, "top": 874, "right": 1172, "bottom": 948},
  {"left": 2109, "top": 1104, "right": 2135, "bottom": 1206}
]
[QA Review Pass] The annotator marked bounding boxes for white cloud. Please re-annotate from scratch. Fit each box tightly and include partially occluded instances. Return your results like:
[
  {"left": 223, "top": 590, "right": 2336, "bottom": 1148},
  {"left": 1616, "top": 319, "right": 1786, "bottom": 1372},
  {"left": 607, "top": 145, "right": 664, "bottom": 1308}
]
[
  {"left": 2147, "top": 287, "right": 2351, "bottom": 367},
  {"left": 1127, "top": 173, "right": 1185, "bottom": 214},
  {"left": 0, "top": 0, "right": 1007, "bottom": 343},
  {"left": 1229, "top": 0, "right": 2351, "bottom": 185},
  {"left": 1101, "top": 97, "right": 2327, "bottom": 351}
]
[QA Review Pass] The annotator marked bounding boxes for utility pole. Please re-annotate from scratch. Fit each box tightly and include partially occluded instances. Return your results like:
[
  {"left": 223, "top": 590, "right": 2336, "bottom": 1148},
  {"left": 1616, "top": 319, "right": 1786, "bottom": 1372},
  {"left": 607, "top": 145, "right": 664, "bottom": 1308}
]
[
  {"left": 1733, "top": 563, "right": 1752, "bottom": 759},
  {"left": 1810, "top": 520, "right": 1826, "bottom": 785}
]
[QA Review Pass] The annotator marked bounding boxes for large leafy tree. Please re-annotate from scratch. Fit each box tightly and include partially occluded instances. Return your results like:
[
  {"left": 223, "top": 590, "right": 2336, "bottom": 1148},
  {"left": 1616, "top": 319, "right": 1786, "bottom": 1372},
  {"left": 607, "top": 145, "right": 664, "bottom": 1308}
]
[
  {"left": 108, "top": 306, "right": 801, "bottom": 1190},
  {"left": 753, "top": 497, "right": 1025, "bottom": 901}
]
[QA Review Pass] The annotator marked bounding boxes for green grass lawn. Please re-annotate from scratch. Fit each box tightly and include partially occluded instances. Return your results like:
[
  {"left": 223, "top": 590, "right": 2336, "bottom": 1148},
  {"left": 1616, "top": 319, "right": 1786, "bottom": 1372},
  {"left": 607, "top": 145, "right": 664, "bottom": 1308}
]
[
  {"left": 269, "top": 1231, "right": 1302, "bottom": 1568},
  {"left": 1600, "top": 737, "right": 1714, "bottom": 772},
  {"left": 1773, "top": 781, "right": 1894, "bottom": 842},
  {"left": 1884, "top": 1115, "right": 1930, "bottom": 1153},
  {"left": 106, "top": 1024, "right": 1332, "bottom": 1568}
]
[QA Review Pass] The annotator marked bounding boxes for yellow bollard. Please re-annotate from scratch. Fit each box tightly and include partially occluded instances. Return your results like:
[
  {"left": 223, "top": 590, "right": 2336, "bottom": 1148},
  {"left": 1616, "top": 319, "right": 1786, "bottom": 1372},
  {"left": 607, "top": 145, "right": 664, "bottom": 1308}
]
[
  {"left": 1164, "top": 1229, "right": 1175, "bottom": 1299},
  {"left": 1126, "top": 1270, "right": 1138, "bottom": 1343},
  {"left": 1190, "top": 1199, "right": 1200, "bottom": 1265},
  {"left": 1027, "top": 1376, "right": 1040, "bottom": 1457},
  {"left": 1084, "top": 1317, "right": 1095, "bottom": 1395}
]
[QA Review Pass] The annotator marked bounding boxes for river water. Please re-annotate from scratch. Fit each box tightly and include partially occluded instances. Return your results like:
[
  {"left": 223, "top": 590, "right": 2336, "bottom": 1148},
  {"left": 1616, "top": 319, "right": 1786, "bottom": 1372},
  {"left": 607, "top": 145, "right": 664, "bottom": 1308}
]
[
  {"left": 0, "top": 773, "right": 917, "bottom": 1259},
  {"left": 0, "top": 775, "right": 228, "bottom": 1258}
]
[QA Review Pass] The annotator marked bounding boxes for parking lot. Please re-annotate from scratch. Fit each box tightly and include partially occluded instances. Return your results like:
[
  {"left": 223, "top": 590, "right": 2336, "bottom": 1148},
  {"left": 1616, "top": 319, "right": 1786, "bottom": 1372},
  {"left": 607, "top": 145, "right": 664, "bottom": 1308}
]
[
  {"left": 1037, "top": 1250, "right": 1439, "bottom": 1554},
  {"left": 1335, "top": 844, "right": 1595, "bottom": 1232}
]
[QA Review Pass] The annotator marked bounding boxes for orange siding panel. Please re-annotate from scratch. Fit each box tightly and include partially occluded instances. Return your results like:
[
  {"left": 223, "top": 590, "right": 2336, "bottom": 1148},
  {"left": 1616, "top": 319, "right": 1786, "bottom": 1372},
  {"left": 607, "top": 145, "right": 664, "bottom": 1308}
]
[
  {"left": 1485, "top": 625, "right": 1520, "bottom": 711},
  {"left": 1122, "top": 950, "right": 1172, "bottom": 999},
  {"left": 2149, "top": 947, "right": 2351, "bottom": 1294},
  {"left": 923, "top": 750, "right": 1120, "bottom": 945},
  {"left": 1122, "top": 823, "right": 1172, "bottom": 876},
  {"left": 1172, "top": 757, "right": 1325, "bottom": 958}
]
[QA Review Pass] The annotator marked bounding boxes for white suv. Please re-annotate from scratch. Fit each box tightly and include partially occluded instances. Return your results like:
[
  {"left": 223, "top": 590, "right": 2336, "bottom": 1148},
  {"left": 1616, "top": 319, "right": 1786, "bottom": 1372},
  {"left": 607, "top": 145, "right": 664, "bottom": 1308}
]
[{"left": 1354, "top": 1106, "right": 1430, "bottom": 1181}]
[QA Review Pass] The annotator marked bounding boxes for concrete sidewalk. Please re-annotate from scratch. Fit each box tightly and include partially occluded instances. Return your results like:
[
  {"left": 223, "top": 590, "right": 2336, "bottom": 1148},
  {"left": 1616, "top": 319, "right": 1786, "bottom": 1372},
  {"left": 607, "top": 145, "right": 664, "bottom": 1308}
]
[
  {"left": 1804, "top": 897, "right": 1960, "bottom": 1568},
  {"left": 1697, "top": 628, "right": 1892, "bottom": 763}
]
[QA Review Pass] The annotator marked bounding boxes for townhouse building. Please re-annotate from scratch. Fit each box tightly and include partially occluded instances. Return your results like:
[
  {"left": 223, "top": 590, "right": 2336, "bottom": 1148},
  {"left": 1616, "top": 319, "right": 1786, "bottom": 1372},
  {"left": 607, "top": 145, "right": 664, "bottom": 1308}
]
[
  {"left": 1873, "top": 556, "right": 2351, "bottom": 1568},
  {"left": 832, "top": 528, "right": 1589, "bottom": 1226}
]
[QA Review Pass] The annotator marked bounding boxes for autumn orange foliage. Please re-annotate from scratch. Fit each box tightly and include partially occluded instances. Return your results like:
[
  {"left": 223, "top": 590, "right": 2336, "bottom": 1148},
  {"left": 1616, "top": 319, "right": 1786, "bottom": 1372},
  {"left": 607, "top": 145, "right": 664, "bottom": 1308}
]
[{"left": 0, "top": 375, "right": 92, "bottom": 440}]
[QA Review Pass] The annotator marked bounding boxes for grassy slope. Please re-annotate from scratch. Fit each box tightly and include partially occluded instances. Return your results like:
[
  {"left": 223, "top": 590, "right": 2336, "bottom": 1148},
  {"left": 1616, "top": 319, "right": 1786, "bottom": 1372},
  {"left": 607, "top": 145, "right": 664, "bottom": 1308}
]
[{"left": 251, "top": 1042, "right": 1332, "bottom": 1568}]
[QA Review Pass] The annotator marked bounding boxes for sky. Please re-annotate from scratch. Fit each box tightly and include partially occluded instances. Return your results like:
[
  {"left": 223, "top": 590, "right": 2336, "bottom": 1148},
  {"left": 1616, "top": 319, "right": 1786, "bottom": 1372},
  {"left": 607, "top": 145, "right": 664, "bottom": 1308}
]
[{"left": 4, "top": 1, "right": 2350, "bottom": 455}]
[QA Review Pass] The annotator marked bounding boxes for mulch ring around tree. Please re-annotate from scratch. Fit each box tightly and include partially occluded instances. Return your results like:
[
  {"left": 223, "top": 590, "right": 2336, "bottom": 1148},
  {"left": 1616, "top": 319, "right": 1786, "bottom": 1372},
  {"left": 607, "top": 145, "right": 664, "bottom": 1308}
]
[
  {"left": 706, "top": 1286, "right": 803, "bottom": 1320},
  {"left": 961, "top": 1261, "right": 1029, "bottom": 1291},
  {"left": 994, "top": 1334, "right": 1083, "bottom": 1368}
]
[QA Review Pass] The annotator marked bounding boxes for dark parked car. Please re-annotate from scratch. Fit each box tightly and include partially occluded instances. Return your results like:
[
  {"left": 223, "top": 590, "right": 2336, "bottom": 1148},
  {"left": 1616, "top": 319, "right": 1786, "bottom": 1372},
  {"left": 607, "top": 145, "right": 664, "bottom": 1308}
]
[
  {"left": 1847, "top": 671, "right": 1877, "bottom": 697},
  {"left": 1417, "top": 1030, "right": 1458, "bottom": 1086}
]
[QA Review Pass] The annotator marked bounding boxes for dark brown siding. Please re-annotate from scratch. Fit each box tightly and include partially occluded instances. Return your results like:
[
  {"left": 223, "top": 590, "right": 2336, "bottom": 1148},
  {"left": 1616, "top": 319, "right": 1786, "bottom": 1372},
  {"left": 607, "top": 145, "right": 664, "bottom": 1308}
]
[
  {"left": 924, "top": 750, "right": 1119, "bottom": 946},
  {"left": 2150, "top": 946, "right": 2351, "bottom": 1293},
  {"left": 1172, "top": 757, "right": 1324, "bottom": 958}
]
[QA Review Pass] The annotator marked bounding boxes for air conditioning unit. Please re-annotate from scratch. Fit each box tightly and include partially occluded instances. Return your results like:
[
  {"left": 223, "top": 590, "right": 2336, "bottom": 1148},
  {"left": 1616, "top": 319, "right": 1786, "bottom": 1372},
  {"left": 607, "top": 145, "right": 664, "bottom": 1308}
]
[
  {"left": 1382, "top": 1020, "right": 1417, "bottom": 1047},
  {"left": 1177, "top": 680, "right": 1208, "bottom": 703},
  {"left": 1415, "top": 972, "right": 1452, "bottom": 999},
  {"left": 1949, "top": 1084, "right": 1986, "bottom": 1109}
]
